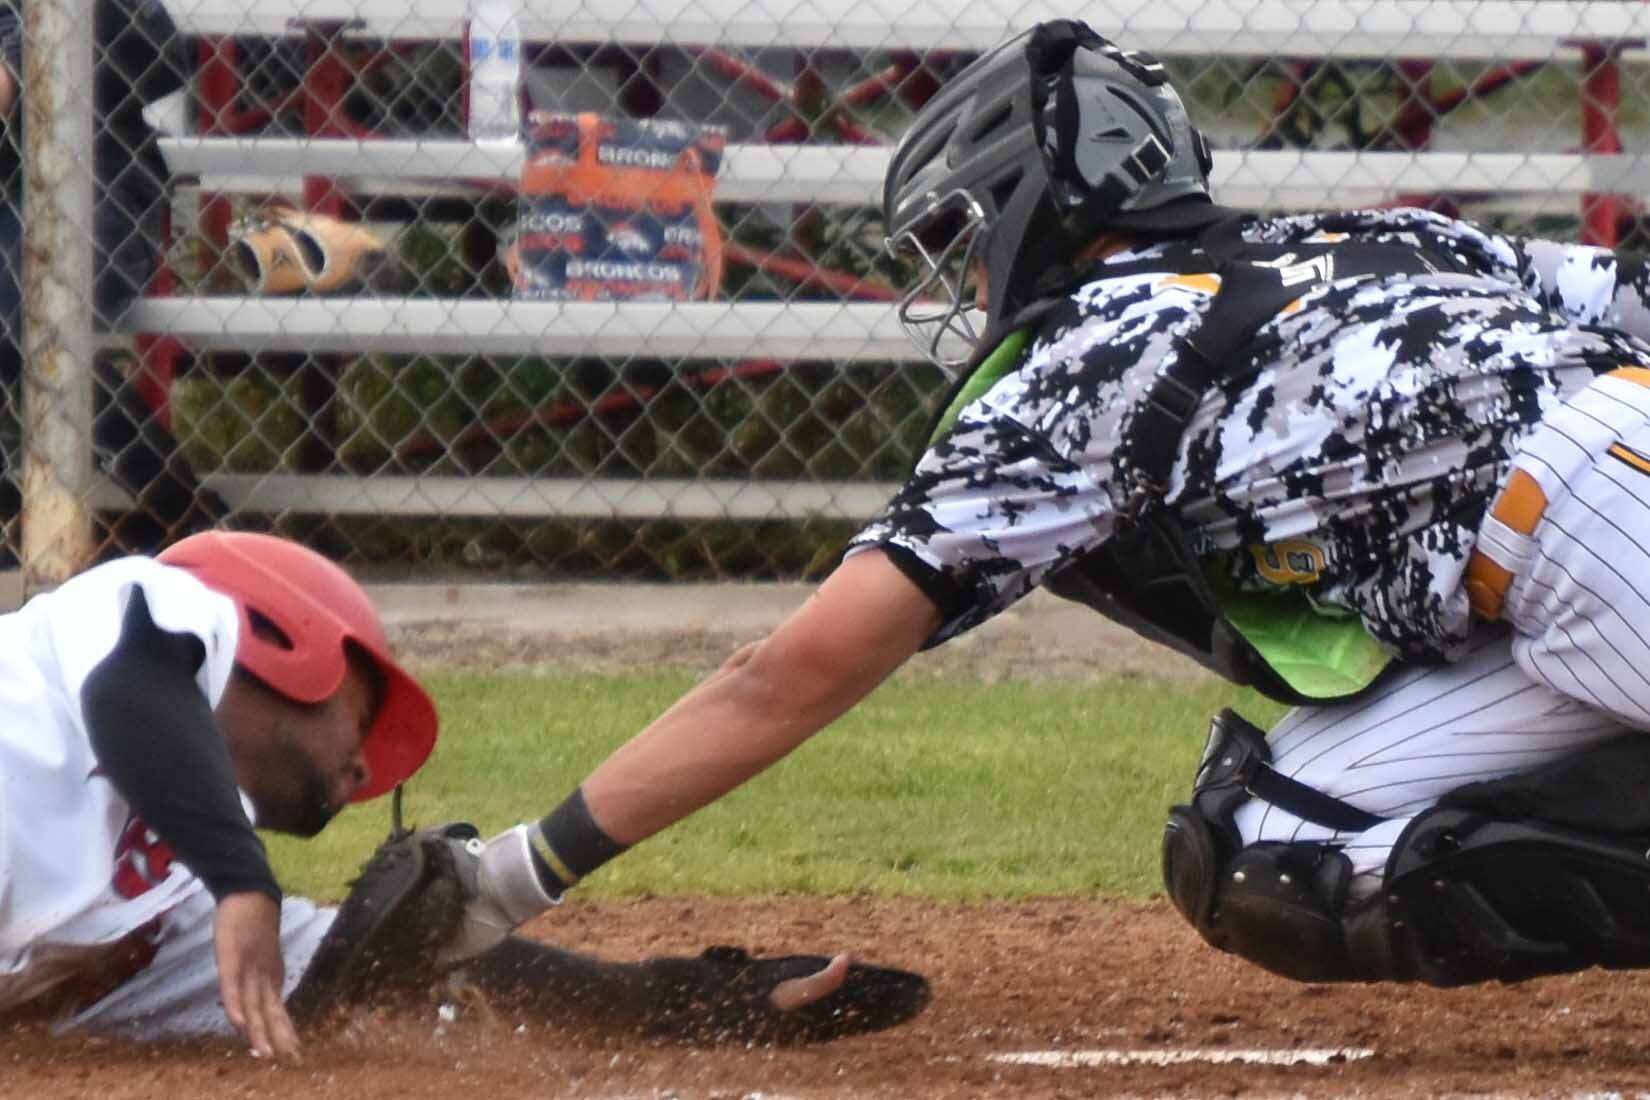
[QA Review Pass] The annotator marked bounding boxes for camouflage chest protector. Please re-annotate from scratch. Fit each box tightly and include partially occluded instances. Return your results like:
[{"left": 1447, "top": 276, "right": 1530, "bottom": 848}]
[{"left": 929, "top": 214, "right": 1469, "bottom": 706}]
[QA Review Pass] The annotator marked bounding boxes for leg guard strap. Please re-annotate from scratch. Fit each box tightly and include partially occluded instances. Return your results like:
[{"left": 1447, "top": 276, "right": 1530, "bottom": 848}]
[{"left": 1163, "top": 709, "right": 1362, "bottom": 982}]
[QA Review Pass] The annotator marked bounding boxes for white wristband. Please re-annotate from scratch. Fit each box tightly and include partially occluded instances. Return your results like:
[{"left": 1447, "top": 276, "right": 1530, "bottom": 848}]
[{"left": 480, "top": 824, "right": 561, "bottom": 924}]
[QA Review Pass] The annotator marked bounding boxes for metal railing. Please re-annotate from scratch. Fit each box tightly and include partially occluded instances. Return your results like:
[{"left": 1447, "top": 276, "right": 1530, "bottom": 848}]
[{"left": 12, "top": 0, "right": 1650, "bottom": 585}]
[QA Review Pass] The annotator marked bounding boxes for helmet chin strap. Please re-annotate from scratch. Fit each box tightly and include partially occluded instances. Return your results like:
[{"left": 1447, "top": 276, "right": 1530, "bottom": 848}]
[{"left": 390, "top": 783, "right": 410, "bottom": 840}]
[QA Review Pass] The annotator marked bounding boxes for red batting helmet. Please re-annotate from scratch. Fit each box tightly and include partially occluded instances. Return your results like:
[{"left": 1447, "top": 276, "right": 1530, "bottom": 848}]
[{"left": 158, "top": 531, "right": 438, "bottom": 801}]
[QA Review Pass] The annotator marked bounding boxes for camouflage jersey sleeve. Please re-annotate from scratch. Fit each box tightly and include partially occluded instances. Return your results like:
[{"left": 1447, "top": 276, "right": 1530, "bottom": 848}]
[
  {"left": 1383, "top": 207, "right": 1650, "bottom": 337},
  {"left": 1510, "top": 235, "right": 1650, "bottom": 342},
  {"left": 846, "top": 280, "right": 1198, "bottom": 647},
  {"left": 844, "top": 411, "right": 1115, "bottom": 647}
]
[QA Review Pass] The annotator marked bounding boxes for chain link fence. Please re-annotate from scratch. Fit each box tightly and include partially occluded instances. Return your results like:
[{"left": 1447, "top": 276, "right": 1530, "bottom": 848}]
[{"left": 9, "top": 0, "right": 1650, "bottom": 586}]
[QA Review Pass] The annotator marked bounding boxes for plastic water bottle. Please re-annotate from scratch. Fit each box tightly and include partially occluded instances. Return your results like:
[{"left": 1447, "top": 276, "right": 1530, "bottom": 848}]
[{"left": 468, "top": 0, "right": 522, "bottom": 144}]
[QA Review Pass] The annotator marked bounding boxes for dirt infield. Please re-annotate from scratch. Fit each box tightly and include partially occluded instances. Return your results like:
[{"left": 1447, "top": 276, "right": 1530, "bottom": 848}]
[
  {"left": 13, "top": 584, "right": 1650, "bottom": 1098},
  {"left": 11, "top": 897, "right": 1650, "bottom": 1099}
]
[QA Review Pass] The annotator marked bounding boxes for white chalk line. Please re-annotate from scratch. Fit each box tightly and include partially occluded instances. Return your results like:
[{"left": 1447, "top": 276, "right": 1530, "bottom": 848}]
[{"left": 989, "top": 1047, "right": 1376, "bottom": 1068}]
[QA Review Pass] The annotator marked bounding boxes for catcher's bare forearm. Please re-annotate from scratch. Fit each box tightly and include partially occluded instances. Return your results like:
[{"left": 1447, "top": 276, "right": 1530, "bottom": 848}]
[{"left": 581, "top": 550, "right": 940, "bottom": 845}]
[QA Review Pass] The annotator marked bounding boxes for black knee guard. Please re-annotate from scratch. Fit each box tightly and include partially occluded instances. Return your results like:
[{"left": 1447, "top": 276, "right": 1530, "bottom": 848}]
[
  {"left": 1162, "top": 710, "right": 1361, "bottom": 983},
  {"left": 1344, "top": 805, "right": 1650, "bottom": 986},
  {"left": 1166, "top": 715, "right": 1650, "bottom": 988}
]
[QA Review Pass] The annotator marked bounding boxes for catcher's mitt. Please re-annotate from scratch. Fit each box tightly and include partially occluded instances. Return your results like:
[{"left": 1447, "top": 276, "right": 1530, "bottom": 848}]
[
  {"left": 285, "top": 816, "right": 480, "bottom": 1022},
  {"left": 227, "top": 207, "right": 404, "bottom": 296}
]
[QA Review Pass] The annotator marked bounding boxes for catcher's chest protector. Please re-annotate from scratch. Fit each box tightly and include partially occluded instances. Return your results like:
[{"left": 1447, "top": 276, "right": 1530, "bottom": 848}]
[{"left": 934, "top": 217, "right": 1464, "bottom": 705}]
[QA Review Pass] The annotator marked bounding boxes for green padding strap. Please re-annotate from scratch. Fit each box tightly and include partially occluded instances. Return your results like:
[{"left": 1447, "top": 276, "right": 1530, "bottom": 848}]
[
  {"left": 1219, "top": 586, "right": 1393, "bottom": 701},
  {"left": 928, "top": 329, "right": 1031, "bottom": 445}
]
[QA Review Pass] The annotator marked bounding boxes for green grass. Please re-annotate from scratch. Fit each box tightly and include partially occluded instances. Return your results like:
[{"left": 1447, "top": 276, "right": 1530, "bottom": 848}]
[{"left": 268, "top": 672, "right": 1286, "bottom": 904}]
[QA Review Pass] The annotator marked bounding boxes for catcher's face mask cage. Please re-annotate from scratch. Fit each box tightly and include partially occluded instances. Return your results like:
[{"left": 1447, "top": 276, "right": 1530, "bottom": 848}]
[
  {"left": 882, "top": 19, "right": 1225, "bottom": 367},
  {"left": 886, "top": 189, "right": 989, "bottom": 376}
]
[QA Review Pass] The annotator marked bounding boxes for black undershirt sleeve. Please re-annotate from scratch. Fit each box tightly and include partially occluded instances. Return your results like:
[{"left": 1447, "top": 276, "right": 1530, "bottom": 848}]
[
  {"left": 82, "top": 588, "right": 280, "bottom": 904},
  {"left": 857, "top": 542, "right": 968, "bottom": 649}
]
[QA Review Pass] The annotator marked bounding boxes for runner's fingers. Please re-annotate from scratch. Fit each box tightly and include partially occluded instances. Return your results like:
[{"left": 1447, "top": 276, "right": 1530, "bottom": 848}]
[
  {"left": 240, "top": 970, "right": 274, "bottom": 1058},
  {"left": 265, "top": 983, "right": 302, "bottom": 1060}
]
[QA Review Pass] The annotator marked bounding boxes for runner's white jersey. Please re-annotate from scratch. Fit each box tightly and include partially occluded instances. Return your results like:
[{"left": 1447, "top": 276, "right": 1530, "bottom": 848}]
[{"left": 0, "top": 557, "right": 241, "bottom": 1009}]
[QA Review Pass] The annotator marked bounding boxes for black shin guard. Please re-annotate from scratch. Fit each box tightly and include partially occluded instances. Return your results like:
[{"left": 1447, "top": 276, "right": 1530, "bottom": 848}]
[
  {"left": 1166, "top": 717, "right": 1650, "bottom": 988},
  {"left": 1345, "top": 806, "right": 1650, "bottom": 986}
]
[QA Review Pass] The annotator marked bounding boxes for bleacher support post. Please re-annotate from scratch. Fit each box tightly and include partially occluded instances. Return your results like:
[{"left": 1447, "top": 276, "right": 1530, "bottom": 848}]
[{"left": 19, "top": 0, "right": 97, "bottom": 586}]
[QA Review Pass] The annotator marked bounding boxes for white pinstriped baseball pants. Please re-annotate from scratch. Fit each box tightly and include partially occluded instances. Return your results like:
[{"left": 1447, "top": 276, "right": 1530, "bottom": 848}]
[{"left": 1232, "top": 369, "right": 1650, "bottom": 895}]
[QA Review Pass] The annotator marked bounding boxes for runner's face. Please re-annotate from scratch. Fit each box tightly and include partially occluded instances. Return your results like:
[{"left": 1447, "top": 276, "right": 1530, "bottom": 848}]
[{"left": 218, "top": 656, "right": 378, "bottom": 836}]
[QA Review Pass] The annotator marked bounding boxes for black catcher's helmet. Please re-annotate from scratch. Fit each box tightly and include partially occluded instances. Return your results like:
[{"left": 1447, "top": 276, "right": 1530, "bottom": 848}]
[{"left": 884, "top": 20, "right": 1227, "bottom": 372}]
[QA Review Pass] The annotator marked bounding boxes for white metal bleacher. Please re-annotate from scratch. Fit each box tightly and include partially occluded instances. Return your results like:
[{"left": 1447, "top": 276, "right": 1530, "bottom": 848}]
[
  {"left": 168, "top": 0, "right": 1650, "bottom": 60},
  {"left": 136, "top": 139, "right": 1650, "bottom": 363},
  {"left": 155, "top": 138, "right": 1650, "bottom": 223},
  {"left": 118, "top": 0, "right": 1650, "bottom": 520}
]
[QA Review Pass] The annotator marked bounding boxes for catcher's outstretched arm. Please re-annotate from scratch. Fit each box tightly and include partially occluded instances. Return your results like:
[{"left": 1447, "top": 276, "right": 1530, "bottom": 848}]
[
  {"left": 456, "top": 936, "right": 932, "bottom": 1045},
  {"left": 442, "top": 549, "right": 941, "bottom": 962},
  {"left": 583, "top": 547, "right": 941, "bottom": 843}
]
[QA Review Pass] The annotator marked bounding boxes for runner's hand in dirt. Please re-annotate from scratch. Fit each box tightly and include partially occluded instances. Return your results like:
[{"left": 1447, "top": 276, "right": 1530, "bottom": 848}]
[{"left": 214, "top": 891, "right": 300, "bottom": 1059}]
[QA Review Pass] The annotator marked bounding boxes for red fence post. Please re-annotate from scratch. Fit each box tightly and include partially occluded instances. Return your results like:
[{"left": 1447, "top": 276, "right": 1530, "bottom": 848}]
[{"left": 1577, "top": 41, "right": 1628, "bottom": 248}]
